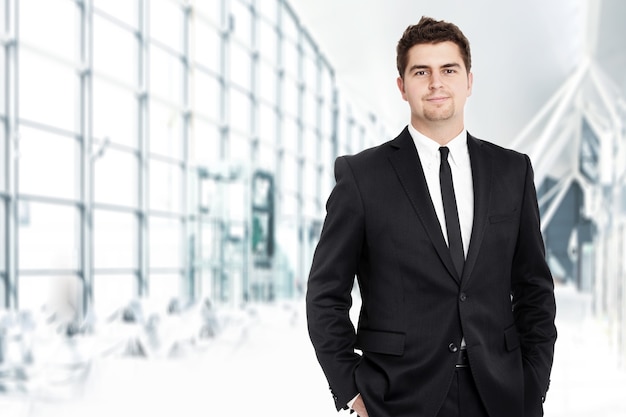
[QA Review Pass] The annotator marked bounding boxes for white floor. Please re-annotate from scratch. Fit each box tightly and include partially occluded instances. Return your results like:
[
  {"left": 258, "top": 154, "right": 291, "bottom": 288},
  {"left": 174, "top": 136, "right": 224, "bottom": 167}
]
[{"left": 1, "top": 284, "right": 625, "bottom": 416}]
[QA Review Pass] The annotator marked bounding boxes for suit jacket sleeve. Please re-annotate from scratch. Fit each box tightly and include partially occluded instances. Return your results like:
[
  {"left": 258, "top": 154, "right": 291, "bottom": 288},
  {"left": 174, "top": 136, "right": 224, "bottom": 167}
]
[
  {"left": 306, "top": 156, "right": 363, "bottom": 410},
  {"left": 511, "top": 155, "right": 557, "bottom": 416}
]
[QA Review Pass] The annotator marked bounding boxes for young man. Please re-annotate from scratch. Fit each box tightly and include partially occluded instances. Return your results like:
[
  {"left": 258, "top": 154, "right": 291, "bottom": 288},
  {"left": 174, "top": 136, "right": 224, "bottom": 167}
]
[{"left": 306, "top": 16, "right": 557, "bottom": 417}]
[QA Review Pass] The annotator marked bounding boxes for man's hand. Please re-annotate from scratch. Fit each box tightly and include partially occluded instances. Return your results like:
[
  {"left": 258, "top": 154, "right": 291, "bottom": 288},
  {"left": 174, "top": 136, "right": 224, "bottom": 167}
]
[{"left": 351, "top": 395, "right": 369, "bottom": 417}]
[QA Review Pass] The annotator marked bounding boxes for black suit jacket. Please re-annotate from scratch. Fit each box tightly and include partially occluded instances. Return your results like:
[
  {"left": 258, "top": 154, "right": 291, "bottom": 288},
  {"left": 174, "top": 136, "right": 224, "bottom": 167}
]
[{"left": 306, "top": 128, "right": 557, "bottom": 417}]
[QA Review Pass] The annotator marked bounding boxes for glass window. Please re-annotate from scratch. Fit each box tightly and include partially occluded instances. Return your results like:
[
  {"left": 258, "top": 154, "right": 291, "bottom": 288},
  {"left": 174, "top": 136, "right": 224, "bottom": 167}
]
[
  {"left": 257, "top": 142, "right": 276, "bottom": 171},
  {"left": 304, "top": 195, "right": 318, "bottom": 219},
  {"left": 303, "top": 128, "right": 318, "bottom": 163},
  {"left": 149, "top": 159, "right": 182, "bottom": 213},
  {"left": 150, "top": 100, "right": 183, "bottom": 159},
  {"left": 0, "top": 121, "right": 5, "bottom": 192},
  {"left": 258, "top": 103, "right": 276, "bottom": 143},
  {"left": 18, "top": 201, "right": 79, "bottom": 270},
  {"left": 150, "top": 0, "right": 183, "bottom": 53},
  {"left": 321, "top": 67, "right": 334, "bottom": 108},
  {"left": 229, "top": 131, "right": 250, "bottom": 162},
  {"left": 149, "top": 216, "right": 182, "bottom": 268},
  {"left": 258, "top": 61, "right": 277, "bottom": 104},
  {"left": 281, "top": 155, "right": 298, "bottom": 192},
  {"left": 231, "top": 0, "right": 252, "bottom": 47},
  {"left": 0, "top": 40, "right": 5, "bottom": 116},
  {"left": 229, "top": 87, "right": 251, "bottom": 134},
  {"left": 94, "top": 147, "right": 138, "bottom": 207},
  {"left": 93, "top": 274, "right": 137, "bottom": 318},
  {"left": 192, "top": 118, "right": 221, "bottom": 165},
  {"left": 18, "top": 274, "right": 83, "bottom": 315},
  {"left": 19, "top": 0, "right": 75, "bottom": 63},
  {"left": 230, "top": 43, "right": 251, "bottom": 90},
  {"left": 194, "top": 1, "right": 222, "bottom": 27},
  {"left": 320, "top": 102, "right": 333, "bottom": 138},
  {"left": 258, "top": 18, "right": 278, "bottom": 66},
  {"left": 149, "top": 273, "right": 182, "bottom": 306},
  {"left": 303, "top": 160, "right": 316, "bottom": 198},
  {"left": 150, "top": 46, "right": 183, "bottom": 104},
  {"left": 282, "top": 116, "right": 298, "bottom": 153},
  {"left": 303, "top": 90, "right": 317, "bottom": 127},
  {"left": 193, "top": 70, "right": 221, "bottom": 120},
  {"left": 321, "top": 135, "right": 334, "bottom": 166},
  {"left": 94, "top": 209, "right": 137, "bottom": 269},
  {"left": 303, "top": 53, "right": 318, "bottom": 88},
  {"left": 93, "top": 14, "right": 136, "bottom": 84},
  {"left": 282, "top": 39, "right": 299, "bottom": 80},
  {"left": 192, "top": 21, "right": 221, "bottom": 74},
  {"left": 19, "top": 50, "right": 76, "bottom": 132},
  {"left": 320, "top": 166, "right": 333, "bottom": 202},
  {"left": 280, "top": 6, "right": 298, "bottom": 42},
  {"left": 282, "top": 78, "right": 299, "bottom": 118},
  {"left": 0, "top": 200, "right": 5, "bottom": 270},
  {"left": 0, "top": 0, "right": 5, "bottom": 34},
  {"left": 18, "top": 126, "right": 78, "bottom": 200},
  {"left": 93, "top": 0, "right": 137, "bottom": 29},
  {"left": 257, "top": 0, "right": 277, "bottom": 24},
  {"left": 93, "top": 78, "right": 137, "bottom": 147},
  {"left": 279, "top": 193, "right": 298, "bottom": 218}
]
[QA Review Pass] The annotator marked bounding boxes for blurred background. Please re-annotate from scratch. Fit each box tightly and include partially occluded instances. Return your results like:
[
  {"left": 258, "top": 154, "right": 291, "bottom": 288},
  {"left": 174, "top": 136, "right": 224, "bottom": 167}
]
[{"left": 0, "top": 0, "right": 625, "bottom": 415}]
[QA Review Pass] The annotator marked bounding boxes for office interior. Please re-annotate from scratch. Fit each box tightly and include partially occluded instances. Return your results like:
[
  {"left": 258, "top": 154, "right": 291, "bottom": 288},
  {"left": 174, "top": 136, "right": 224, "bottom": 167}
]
[{"left": 0, "top": 0, "right": 625, "bottom": 416}]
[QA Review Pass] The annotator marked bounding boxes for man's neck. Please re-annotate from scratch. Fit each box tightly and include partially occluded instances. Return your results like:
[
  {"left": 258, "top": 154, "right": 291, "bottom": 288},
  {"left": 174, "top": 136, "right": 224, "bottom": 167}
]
[{"left": 411, "top": 120, "right": 465, "bottom": 146}]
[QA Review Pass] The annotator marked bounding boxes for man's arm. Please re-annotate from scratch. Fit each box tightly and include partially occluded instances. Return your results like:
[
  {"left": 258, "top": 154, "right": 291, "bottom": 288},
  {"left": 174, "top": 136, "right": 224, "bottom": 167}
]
[
  {"left": 306, "top": 156, "right": 364, "bottom": 411},
  {"left": 511, "top": 155, "right": 557, "bottom": 415}
]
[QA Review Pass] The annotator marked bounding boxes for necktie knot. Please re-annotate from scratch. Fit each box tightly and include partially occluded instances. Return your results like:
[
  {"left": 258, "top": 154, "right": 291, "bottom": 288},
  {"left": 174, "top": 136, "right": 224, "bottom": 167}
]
[{"left": 439, "top": 146, "right": 450, "bottom": 161}]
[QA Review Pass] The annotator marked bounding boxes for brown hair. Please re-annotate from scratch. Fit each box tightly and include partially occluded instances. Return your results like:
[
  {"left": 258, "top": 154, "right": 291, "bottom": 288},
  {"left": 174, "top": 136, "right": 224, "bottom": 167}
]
[{"left": 396, "top": 16, "right": 472, "bottom": 78}]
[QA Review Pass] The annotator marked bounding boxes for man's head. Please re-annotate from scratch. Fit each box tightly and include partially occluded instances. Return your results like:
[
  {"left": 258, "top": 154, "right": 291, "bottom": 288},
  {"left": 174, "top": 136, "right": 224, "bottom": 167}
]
[{"left": 396, "top": 16, "right": 471, "bottom": 79}]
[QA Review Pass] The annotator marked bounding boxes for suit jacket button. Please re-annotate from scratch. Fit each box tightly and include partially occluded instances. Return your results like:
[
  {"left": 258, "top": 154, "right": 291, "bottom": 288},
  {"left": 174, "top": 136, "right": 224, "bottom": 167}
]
[
  {"left": 459, "top": 293, "right": 467, "bottom": 302},
  {"left": 448, "top": 343, "right": 458, "bottom": 353}
]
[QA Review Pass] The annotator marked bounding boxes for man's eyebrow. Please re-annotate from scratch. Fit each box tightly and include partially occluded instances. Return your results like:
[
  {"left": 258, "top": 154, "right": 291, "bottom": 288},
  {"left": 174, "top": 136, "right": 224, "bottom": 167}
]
[
  {"left": 408, "top": 63, "right": 461, "bottom": 71},
  {"left": 408, "top": 64, "right": 430, "bottom": 72}
]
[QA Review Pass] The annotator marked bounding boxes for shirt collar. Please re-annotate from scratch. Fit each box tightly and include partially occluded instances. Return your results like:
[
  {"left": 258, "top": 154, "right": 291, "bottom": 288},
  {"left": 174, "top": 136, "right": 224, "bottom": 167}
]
[{"left": 407, "top": 123, "right": 469, "bottom": 167}]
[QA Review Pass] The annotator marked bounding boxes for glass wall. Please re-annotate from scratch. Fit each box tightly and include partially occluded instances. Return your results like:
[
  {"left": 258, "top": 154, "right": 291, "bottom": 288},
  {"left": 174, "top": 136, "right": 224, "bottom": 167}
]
[{"left": 0, "top": 0, "right": 389, "bottom": 317}]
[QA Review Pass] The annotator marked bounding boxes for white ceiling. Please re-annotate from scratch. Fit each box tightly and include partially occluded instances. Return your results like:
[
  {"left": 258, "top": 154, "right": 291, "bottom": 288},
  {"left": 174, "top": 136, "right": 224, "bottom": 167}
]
[{"left": 287, "top": 0, "right": 624, "bottom": 147}]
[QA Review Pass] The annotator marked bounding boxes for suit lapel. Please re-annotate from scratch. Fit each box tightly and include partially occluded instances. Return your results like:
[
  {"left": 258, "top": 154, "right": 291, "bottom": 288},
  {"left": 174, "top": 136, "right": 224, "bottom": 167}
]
[
  {"left": 387, "top": 128, "right": 460, "bottom": 283},
  {"left": 462, "top": 133, "right": 493, "bottom": 283}
]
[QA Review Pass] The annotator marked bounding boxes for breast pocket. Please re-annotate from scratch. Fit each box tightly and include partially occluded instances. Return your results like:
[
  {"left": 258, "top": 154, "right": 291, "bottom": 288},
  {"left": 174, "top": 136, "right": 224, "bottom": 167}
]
[{"left": 489, "top": 212, "right": 517, "bottom": 224}]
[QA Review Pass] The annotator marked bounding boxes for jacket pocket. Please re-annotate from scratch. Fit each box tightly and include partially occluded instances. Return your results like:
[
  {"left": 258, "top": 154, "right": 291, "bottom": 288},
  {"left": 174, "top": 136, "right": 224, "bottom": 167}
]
[
  {"left": 504, "top": 324, "right": 520, "bottom": 351},
  {"left": 489, "top": 212, "right": 517, "bottom": 224},
  {"left": 356, "top": 329, "right": 405, "bottom": 356}
]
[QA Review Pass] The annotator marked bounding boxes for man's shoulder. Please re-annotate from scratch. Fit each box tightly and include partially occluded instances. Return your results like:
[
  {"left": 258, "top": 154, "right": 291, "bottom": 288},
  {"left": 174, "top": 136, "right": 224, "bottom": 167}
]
[
  {"left": 469, "top": 133, "right": 528, "bottom": 163},
  {"left": 343, "top": 127, "right": 410, "bottom": 165}
]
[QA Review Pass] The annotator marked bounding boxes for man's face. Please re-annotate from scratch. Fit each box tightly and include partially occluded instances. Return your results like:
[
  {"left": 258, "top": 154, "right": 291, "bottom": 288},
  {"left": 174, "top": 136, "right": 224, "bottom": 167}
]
[{"left": 397, "top": 41, "right": 473, "bottom": 133}]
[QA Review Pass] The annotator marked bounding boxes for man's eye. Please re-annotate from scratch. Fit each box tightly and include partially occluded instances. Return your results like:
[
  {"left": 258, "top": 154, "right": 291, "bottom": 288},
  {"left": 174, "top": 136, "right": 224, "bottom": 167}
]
[
  {"left": 415, "top": 71, "right": 427, "bottom": 76},
  {"left": 444, "top": 69, "right": 456, "bottom": 74}
]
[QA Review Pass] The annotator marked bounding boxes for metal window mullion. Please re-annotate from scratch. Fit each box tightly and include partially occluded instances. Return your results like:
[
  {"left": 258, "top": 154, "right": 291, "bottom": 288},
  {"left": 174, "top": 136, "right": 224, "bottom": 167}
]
[
  {"left": 182, "top": 2, "right": 193, "bottom": 303},
  {"left": 219, "top": 0, "right": 230, "bottom": 159},
  {"left": 4, "top": 0, "right": 18, "bottom": 309},
  {"left": 250, "top": 1, "right": 260, "bottom": 163},
  {"left": 137, "top": 0, "right": 149, "bottom": 298},
  {"left": 77, "top": 0, "right": 94, "bottom": 319},
  {"left": 296, "top": 24, "right": 305, "bottom": 300},
  {"left": 275, "top": 0, "right": 283, "bottom": 229}
]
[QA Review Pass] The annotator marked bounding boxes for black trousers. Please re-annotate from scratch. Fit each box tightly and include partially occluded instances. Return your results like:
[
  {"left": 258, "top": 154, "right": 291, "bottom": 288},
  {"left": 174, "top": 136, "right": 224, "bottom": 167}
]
[{"left": 435, "top": 368, "right": 489, "bottom": 417}]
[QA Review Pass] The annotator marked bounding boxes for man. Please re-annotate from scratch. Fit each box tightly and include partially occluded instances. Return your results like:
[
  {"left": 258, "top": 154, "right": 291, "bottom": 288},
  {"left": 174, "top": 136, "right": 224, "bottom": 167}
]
[{"left": 306, "top": 16, "right": 557, "bottom": 417}]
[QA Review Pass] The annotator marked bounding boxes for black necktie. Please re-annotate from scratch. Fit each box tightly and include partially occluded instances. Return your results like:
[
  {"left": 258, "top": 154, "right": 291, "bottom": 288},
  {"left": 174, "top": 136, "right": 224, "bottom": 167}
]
[{"left": 439, "top": 147, "right": 464, "bottom": 277}]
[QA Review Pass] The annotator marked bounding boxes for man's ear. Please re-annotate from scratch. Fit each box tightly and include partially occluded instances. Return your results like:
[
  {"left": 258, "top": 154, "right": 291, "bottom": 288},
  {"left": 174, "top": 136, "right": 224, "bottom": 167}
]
[{"left": 397, "top": 76, "right": 407, "bottom": 101}]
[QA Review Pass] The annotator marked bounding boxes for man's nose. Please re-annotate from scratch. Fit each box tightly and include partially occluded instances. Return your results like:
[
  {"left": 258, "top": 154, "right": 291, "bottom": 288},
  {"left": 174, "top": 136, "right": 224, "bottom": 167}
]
[{"left": 429, "top": 73, "right": 443, "bottom": 89}]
